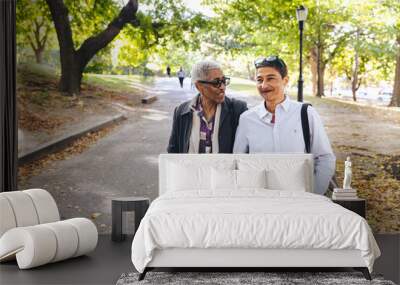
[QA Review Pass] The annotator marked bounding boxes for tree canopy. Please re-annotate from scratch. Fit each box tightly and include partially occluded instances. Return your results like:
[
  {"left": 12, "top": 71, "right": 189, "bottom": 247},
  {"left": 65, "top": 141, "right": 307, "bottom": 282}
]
[{"left": 16, "top": 0, "right": 400, "bottom": 106}]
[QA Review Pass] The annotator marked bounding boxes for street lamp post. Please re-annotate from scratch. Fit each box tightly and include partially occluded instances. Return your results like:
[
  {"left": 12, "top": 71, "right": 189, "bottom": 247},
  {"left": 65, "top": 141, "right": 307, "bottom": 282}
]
[{"left": 296, "top": 5, "right": 308, "bottom": 102}]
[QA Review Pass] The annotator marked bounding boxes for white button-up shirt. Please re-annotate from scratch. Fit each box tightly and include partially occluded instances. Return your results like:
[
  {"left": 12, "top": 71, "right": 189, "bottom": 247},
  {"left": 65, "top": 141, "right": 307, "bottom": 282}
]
[{"left": 233, "top": 96, "right": 336, "bottom": 195}]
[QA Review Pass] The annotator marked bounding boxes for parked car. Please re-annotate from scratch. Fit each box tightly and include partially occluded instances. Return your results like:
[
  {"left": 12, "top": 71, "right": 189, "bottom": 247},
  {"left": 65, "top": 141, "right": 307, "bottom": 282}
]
[
  {"left": 377, "top": 89, "right": 393, "bottom": 103},
  {"left": 357, "top": 90, "right": 368, "bottom": 98},
  {"left": 356, "top": 89, "right": 379, "bottom": 102},
  {"left": 332, "top": 88, "right": 352, "bottom": 98}
]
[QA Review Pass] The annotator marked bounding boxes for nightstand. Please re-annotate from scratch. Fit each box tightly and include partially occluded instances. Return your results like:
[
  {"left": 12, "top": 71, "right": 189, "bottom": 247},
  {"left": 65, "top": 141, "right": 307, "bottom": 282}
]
[
  {"left": 332, "top": 198, "right": 366, "bottom": 218},
  {"left": 111, "top": 197, "right": 150, "bottom": 242}
]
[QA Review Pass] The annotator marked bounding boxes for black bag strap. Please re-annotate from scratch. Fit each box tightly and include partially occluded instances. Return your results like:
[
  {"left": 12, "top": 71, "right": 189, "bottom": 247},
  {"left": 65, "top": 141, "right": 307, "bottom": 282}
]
[
  {"left": 301, "top": 103, "right": 337, "bottom": 194},
  {"left": 301, "top": 103, "right": 312, "bottom": 154}
]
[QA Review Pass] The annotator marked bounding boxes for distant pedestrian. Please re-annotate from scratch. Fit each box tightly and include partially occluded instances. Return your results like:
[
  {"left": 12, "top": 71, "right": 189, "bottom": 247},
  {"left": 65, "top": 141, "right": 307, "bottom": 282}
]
[
  {"left": 166, "top": 65, "right": 171, "bottom": 77},
  {"left": 177, "top": 67, "right": 185, "bottom": 88}
]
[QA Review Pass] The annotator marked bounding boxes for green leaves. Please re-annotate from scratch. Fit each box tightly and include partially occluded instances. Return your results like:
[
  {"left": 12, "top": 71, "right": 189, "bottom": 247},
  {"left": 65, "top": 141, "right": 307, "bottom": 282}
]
[
  {"left": 17, "top": 0, "right": 399, "bottom": 92},
  {"left": 63, "top": 0, "right": 119, "bottom": 49},
  {"left": 16, "top": 0, "right": 55, "bottom": 55},
  {"left": 199, "top": 0, "right": 399, "bottom": 97}
]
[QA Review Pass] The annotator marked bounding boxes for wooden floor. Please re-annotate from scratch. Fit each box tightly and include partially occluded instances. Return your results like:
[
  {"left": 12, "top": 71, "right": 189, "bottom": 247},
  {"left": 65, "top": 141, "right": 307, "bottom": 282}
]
[{"left": 0, "top": 234, "right": 398, "bottom": 285}]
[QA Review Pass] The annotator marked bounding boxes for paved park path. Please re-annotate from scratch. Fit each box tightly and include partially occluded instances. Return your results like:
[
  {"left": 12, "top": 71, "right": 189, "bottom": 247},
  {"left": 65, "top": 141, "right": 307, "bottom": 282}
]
[
  {"left": 20, "top": 77, "right": 261, "bottom": 233},
  {"left": 20, "top": 77, "right": 400, "bottom": 233}
]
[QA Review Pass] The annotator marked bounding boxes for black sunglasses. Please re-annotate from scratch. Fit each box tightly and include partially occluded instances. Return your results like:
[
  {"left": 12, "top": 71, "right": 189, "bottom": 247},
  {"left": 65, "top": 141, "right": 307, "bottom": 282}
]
[
  {"left": 254, "top": 56, "right": 286, "bottom": 69},
  {"left": 198, "top": 76, "right": 230, "bottom": 88}
]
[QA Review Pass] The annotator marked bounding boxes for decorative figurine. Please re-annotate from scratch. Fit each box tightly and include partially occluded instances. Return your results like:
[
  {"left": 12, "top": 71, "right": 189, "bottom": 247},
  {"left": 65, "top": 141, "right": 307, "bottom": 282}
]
[{"left": 343, "top": 156, "right": 352, "bottom": 189}]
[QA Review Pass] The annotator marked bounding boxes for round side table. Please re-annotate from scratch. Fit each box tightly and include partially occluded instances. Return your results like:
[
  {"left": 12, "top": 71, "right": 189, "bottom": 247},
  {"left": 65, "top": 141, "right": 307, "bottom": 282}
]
[{"left": 111, "top": 197, "right": 150, "bottom": 242}]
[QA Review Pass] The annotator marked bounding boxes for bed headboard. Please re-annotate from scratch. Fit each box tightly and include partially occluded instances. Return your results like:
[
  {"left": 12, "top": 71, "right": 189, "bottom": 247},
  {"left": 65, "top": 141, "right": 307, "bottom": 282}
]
[{"left": 159, "top": 153, "right": 314, "bottom": 196}]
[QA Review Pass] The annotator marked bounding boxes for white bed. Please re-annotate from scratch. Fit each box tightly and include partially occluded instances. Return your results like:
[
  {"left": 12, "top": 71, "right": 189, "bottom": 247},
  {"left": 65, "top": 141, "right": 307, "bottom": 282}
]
[{"left": 131, "top": 154, "right": 380, "bottom": 280}]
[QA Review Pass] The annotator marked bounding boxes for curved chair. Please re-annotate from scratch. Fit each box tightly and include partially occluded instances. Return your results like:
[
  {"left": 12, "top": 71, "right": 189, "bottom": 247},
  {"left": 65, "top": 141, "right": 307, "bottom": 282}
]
[{"left": 0, "top": 189, "right": 98, "bottom": 269}]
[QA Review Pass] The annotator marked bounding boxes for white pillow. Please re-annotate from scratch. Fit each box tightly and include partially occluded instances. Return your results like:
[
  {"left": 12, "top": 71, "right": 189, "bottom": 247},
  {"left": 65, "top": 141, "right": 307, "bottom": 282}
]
[
  {"left": 237, "top": 159, "right": 308, "bottom": 192},
  {"left": 211, "top": 168, "right": 268, "bottom": 191},
  {"left": 236, "top": 169, "right": 268, "bottom": 189},
  {"left": 167, "top": 162, "right": 211, "bottom": 191},
  {"left": 266, "top": 163, "right": 307, "bottom": 191},
  {"left": 211, "top": 168, "right": 236, "bottom": 191}
]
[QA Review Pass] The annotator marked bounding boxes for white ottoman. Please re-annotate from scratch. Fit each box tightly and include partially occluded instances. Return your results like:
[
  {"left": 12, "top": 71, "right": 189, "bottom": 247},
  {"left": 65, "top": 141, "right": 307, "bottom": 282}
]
[{"left": 0, "top": 189, "right": 98, "bottom": 269}]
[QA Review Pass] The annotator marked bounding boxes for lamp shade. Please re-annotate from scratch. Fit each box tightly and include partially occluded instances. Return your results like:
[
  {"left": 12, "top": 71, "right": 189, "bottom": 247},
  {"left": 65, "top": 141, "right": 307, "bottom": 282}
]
[{"left": 296, "top": 5, "right": 308, "bottom": 22}]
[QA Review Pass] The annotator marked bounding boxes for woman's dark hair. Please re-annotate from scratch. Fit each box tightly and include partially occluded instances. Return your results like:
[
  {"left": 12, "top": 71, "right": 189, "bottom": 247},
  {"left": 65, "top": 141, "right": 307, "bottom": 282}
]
[{"left": 254, "top": 56, "right": 288, "bottom": 78}]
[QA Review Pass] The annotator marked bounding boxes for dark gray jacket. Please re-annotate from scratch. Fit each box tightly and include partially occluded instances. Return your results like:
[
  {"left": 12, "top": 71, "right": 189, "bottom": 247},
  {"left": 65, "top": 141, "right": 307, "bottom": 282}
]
[{"left": 167, "top": 96, "right": 247, "bottom": 153}]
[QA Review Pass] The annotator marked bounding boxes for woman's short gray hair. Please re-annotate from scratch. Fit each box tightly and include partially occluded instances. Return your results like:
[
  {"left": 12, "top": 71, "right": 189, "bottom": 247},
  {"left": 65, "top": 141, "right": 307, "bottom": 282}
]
[{"left": 191, "top": 60, "right": 221, "bottom": 83}]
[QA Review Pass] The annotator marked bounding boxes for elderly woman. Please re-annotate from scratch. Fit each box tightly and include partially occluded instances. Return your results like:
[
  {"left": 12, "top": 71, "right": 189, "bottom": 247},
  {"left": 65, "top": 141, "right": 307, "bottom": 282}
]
[
  {"left": 233, "top": 56, "right": 336, "bottom": 195},
  {"left": 167, "top": 60, "right": 247, "bottom": 153}
]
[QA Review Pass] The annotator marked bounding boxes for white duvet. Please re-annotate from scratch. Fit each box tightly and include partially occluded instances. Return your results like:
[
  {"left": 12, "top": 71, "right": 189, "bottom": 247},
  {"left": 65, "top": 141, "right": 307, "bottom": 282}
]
[{"left": 131, "top": 190, "right": 380, "bottom": 273}]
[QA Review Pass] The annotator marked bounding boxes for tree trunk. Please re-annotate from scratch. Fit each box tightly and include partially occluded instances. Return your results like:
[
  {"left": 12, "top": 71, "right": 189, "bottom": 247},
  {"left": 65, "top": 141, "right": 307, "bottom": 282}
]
[
  {"left": 351, "top": 49, "right": 359, "bottom": 102},
  {"left": 59, "top": 57, "right": 83, "bottom": 95},
  {"left": 389, "top": 36, "right": 400, "bottom": 107},
  {"left": 45, "top": 0, "right": 77, "bottom": 94},
  {"left": 34, "top": 47, "right": 44, "bottom": 64},
  {"left": 316, "top": 44, "right": 325, "bottom": 98},
  {"left": 246, "top": 61, "right": 253, "bottom": 80},
  {"left": 317, "top": 62, "right": 325, "bottom": 98},
  {"left": 310, "top": 47, "right": 318, "bottom": 96},
  {"left": 28, "top": 31, "right": 48, "bottom": 64},
  {"left": 28, "top": 18, "right": 50, "bottom": 64},
  {"left": 46, "top": 0, "right": 139, "bottom": 95}
]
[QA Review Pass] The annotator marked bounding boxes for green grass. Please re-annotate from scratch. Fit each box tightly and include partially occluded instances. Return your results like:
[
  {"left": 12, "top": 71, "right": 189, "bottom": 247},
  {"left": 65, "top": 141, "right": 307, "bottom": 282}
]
[
  {"left": 84, "top": 73, "right": 155, "bottom": 90},
  {"left": 228, "top": 77, "right": 259, "bottom": 96},
  {"left": 17, "top": 63, "right": 60, "bottom": 79},
  {"left": 83, "top": 74, "right": 154, "bottom": 94},
  {"left": 17, "top": 63, "right": 156, "bottom": 95}
]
